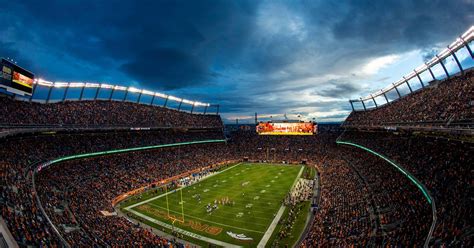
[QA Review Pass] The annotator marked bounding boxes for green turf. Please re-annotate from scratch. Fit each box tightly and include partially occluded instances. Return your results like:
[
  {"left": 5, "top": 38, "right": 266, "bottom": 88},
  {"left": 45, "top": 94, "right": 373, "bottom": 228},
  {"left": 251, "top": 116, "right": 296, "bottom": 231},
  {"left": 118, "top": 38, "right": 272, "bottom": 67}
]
[
  {"left": 124, "top": 163, "right": 303, "bottom": 247},
  {"left": 268, "top": 201, "right": 312, "bottom": 247}
]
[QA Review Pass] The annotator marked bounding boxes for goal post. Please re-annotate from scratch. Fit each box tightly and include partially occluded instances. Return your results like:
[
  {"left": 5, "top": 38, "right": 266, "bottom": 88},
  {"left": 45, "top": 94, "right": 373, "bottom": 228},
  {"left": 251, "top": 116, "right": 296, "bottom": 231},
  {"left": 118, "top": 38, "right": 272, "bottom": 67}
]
[{"left": 164, "top": 183, "right": 185, "bottom": 224}]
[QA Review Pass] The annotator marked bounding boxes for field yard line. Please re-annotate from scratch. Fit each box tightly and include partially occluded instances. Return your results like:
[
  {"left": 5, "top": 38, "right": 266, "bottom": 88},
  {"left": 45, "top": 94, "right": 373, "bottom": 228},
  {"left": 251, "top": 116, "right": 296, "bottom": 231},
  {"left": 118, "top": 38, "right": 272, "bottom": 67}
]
[
  {"left": 148, "top": 203, "right": 266, "bottom": 233},
  {"left": 127, "top": 208, "right": 242, "bottom": 248},
  {"left": 257, "top": 205, "right": 286, "bottom": 248},
  {"left": 124, "top": 163, "right": 242, "bottom": 211},
  {"left": 257, "top": 165, "right": 305, "bottom": 248},
  {"left": 290, "top": 166, "right": 305, "bottom": 189}
]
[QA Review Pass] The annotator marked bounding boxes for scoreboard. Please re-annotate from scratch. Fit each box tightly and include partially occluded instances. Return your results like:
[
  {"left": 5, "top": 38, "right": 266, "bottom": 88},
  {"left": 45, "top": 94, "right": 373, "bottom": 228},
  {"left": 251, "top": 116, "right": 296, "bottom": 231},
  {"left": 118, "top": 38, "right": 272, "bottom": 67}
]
[
  {"left": 1, "top": 59, "right": 34, "bottom": 95},
  {"left": 256, "top": 121, "right": 317, "bottom": 135}
]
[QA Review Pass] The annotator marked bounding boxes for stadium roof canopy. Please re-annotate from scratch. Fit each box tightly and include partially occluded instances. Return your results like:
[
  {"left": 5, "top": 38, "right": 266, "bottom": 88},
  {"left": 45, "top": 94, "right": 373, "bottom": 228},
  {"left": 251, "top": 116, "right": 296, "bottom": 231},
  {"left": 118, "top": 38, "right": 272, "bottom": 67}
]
[{"left": 350, "top": 26, "right": 474, "bottom": 111}]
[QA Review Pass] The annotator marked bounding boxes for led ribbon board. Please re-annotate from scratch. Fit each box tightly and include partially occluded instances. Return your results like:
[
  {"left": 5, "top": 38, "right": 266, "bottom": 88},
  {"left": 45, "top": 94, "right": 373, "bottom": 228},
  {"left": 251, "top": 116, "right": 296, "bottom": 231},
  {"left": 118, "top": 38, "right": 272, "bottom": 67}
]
[
  {"left": 336, "top": 140, "right": 432, "bottom": 204},
  {"left": 36, "top": 139, "right": 227, "bottom": 172}
]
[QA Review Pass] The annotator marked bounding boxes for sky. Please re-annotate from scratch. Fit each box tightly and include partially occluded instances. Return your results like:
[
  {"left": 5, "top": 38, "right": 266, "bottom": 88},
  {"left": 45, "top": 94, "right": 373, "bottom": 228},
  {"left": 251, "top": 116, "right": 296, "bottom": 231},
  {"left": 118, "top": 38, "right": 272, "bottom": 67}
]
[{"left": 0, "top": 0, "right": 473, "bottom": 123}]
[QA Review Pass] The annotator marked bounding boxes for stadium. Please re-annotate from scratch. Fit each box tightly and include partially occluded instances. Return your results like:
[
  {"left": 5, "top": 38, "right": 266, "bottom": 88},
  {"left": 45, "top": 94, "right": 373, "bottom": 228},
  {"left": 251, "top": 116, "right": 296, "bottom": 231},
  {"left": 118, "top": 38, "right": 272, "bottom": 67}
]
[{"left": 0, "top": 2, "right": 473, "bottom": 248}]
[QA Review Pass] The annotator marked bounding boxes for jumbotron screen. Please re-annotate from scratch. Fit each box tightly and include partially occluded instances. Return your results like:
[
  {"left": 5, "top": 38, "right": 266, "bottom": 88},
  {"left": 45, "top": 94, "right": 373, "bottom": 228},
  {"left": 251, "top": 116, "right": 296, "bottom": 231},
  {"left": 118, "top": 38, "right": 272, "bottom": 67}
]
[
  {"left": 0, "top": 59, "right": 34, "bottom": 95},
  {"left": 256, "top": 122, "right": 317, "bottom": 135}
]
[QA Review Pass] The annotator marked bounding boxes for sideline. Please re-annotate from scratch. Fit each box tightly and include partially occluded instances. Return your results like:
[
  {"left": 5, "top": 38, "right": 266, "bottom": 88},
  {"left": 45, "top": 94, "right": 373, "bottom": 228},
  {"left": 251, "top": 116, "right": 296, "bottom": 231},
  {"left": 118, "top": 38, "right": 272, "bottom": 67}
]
[
  {"left": 257, "top": 165, "right": 305, "bottom": 247},
  {"left": 127, "top": 208, "right": 242, "bottom": 248}
]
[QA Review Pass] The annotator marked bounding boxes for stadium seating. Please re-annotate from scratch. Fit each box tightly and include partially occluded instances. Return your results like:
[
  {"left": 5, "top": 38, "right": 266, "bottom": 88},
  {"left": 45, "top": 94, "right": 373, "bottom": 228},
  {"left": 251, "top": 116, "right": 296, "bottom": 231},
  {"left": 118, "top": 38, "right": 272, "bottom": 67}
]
[
  {"left": 36, "top": 143, "right": 234, "bottom": 247},
  {"left": 337, "top": 131, "right": 473, "bottom": 247},
  {"left": 1, "top": 86, "right": 472, "bottom": 247},
  {"left": 0, "top": 130, "right": 224, "bottom": 247},
  {"left": 301, "top": 145, "right": 432, "bottom": 247},
  {"left": 344, "top": 70, "right": 474, "bottom": 128},
  {"left": 0, "top": 97, "right": 222, "bottom": 129}
]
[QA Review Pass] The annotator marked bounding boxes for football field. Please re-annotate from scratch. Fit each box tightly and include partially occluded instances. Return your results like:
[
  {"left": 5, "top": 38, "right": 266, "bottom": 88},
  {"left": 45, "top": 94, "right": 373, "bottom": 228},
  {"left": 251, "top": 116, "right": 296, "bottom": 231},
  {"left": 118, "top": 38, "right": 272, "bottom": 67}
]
[{"left": 123, "top": 163, "right": 304, "bottom": 247}]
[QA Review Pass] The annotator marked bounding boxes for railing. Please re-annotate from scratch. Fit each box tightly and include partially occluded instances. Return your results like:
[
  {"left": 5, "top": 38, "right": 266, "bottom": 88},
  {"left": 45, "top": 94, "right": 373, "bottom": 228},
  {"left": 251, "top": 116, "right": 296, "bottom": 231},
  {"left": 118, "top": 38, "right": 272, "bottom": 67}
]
[
  {"left": 0, "top": 123, "right": 223, "bottom": 130},
  {"left": 0, "top": 124, "right": 223, "bottom": 140},
  {"left": 349, "top": 26, "right": 474, "bottom": 111},
  {"left": 341, "top": 120, "right": 474, "bottom": 136},
  {"left": 31, "top": 162, "right": 71, "bottom": 248}
]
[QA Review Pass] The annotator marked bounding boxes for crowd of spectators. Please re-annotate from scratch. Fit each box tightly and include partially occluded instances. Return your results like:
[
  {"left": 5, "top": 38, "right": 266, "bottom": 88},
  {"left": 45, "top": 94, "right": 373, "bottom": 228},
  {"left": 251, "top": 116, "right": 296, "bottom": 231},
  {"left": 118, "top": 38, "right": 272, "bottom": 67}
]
[
  {"left": 0, "top": 97, "right": 222, "bottom": 128},
  {"left": 301, "top": 153, "right": 373, "bottom": 247},
  {"left": 284, "top": 179, "right": 314, "bottom": 206},
  {"left": 35, "top": 143, "right": 236, "bottom": 247},
  {"left": 1, "top": 120, "right": 470, "bottom": 247},
  {"left": 344, "top": 70, "right": 473, "bottom": 128},
  {"left": 339, "top": 131, "right": 473, "bottom": 247},
  {"left": 0, "top": 129, "right": 224, "bottom": 247},
  {"left": 228, "top": 130, "right": 338, "bottom": 164},
  {"left": 301, "top": 143, "right": 432, "bottom": 247}
]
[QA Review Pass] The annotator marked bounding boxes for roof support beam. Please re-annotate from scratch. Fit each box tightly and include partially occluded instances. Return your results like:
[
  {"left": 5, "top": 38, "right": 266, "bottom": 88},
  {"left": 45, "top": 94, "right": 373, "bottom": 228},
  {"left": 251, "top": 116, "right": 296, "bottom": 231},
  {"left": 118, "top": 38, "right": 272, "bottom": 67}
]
[
  {"left": 414, "top": 70, "right": 425, "bottom": 88},
  {"left": 62, "top": 84, "right": 70, "bottom": 102}
]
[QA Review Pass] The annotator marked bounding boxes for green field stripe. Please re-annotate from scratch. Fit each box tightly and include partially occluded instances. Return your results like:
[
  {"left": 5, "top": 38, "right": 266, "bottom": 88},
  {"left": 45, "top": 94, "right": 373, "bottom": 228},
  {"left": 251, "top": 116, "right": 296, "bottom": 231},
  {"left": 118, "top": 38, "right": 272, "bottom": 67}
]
[
  {"left": 158, "top": 200, "right": 281, "bottom": 218},
  {"left": 148, "top": 200, "right": 274, "bottom": 223},
  {"left": 124, "top": 163, "right": 242, "bottom": 211},
  {"left": 144, "top": 203, "right": 266, "bottom": 233}
]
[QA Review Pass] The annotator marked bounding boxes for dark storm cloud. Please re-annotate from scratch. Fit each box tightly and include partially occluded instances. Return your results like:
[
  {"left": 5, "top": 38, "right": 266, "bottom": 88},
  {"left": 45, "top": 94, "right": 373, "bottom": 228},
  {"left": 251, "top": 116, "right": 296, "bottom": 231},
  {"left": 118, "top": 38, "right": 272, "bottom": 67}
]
[
  {"left": 120, "top": 48, "right": 208, "bottom": 90},
  {"left": 0, "top": 0, "right": 472, "bottom": 122},
  {"left": 1, "top": 0, "right": 256, "bottom": 88},
  {"left": 0, "top": 41, "right": 21, "bottom": 63},
  {"left": 329, "top": 0, "right": 472, "bottom": 48},
  {"left": 314, "top": 81, "right": 360, "bottom": 98}
]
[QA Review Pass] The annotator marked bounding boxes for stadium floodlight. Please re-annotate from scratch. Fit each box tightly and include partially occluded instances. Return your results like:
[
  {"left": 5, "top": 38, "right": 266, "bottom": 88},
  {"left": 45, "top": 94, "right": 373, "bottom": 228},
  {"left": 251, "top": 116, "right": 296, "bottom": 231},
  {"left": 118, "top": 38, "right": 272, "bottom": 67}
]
[
  {"left": 406, "top": 71, "right": 416, "bottom": 79},
  {"left": 154, "top": 92, "right": 168, "bottom": 98},
  {"left": 36, "top": 78, "right": 54, "bottom": 86},
  {"left": 114, "top": 85, "right": 127, "bottom": 91},
  {"left": 437, "top": 48, "right": 451, "bottom": 58},
  {"left": 194, "top": 102, "right": 210, "bottom": 107},
  {"left": 100, "top": 84, "right": 114, "bottom": 89},
  {"left": 29, "top": 78, "right": 214, "bottom": 110},
  {"left": 461, "top": 25, "right": 474, "bottom": 39},
  {"left": 181, "top": 99, "right": 194, "bottom": 105},
  {"left": 127, "top": 87, "right": 141, "bottom": 93},
  {"left": 168, "top": 95, "right": 181, "bottom": 102},
  {"left": 449, "top": 38, "right": 464, "bottom": 50},
  {"left": 69, "top": 82, "right": 85, "bottom": 87},
  {"left": 53, "top": 82, "right": 69, "bottom": 88},
  {"left": 416, "top": 64, "right": 428, "bottom": 72},
  {"left": 85, "top": 83, "right": 100, "bottom": 88},
  {"left": 142, "top": 90, "right": 154, "bottom": 95}
]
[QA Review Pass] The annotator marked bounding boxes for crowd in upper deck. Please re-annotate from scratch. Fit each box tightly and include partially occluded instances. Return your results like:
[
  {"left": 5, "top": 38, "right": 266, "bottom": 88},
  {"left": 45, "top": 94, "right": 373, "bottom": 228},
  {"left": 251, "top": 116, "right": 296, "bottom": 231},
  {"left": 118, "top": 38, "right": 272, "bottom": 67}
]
[
  {"left": 344, "top": 70, "right": 473, "bottom": 128},
  {"left": 0, "top": 97, "right": 222, "bottom": 128}
]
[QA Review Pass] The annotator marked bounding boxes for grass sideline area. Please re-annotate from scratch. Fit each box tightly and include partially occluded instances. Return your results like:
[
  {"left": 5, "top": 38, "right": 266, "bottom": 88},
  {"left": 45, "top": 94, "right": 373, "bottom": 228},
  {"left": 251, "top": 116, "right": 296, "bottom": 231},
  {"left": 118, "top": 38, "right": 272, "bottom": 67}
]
[{"left": 122, "top": 163, "right": 306, "bottom": 247}]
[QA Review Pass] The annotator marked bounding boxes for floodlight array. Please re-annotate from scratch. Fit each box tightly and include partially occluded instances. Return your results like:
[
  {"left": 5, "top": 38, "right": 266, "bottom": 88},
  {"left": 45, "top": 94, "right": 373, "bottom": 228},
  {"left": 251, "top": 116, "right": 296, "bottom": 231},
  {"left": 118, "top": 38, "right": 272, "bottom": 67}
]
[{"left": 33, "top": 78, "right": 211, "bottom": 107}]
